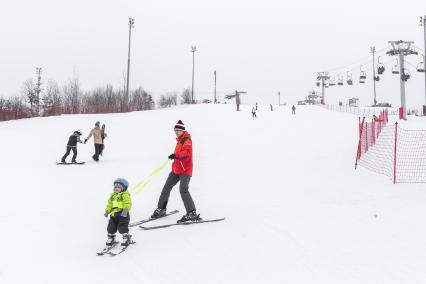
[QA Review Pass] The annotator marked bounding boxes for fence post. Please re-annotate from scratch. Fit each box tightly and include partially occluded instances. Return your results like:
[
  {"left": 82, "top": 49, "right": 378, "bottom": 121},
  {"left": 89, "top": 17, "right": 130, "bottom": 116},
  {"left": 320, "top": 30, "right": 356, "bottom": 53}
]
[
  {"left": 372, "top": 119, "right": 375, "bottom": 144},
  {"left": 393, "top": 122, "right": 398, "bottom": 184},
  {"left": 365, "top": 120, "right": 368, "bottom": 152},
  {"left": 355, "top": 117, "right": 365, "bottom": 169}
]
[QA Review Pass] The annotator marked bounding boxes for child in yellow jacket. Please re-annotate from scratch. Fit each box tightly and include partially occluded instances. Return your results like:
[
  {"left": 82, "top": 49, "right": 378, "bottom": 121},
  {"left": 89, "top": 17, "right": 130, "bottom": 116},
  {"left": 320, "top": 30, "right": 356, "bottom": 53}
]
[{"left": 105, "top": 178, "right": 132, "bottom": 247}]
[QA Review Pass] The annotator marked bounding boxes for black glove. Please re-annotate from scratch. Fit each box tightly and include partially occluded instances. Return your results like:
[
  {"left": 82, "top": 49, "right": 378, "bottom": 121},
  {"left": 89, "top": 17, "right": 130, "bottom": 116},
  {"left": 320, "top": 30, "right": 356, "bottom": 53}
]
[
  {"left": 104, "top": 212, "right": 109, "bottom": 218},
  {"left": 168, "top": 154, "right": 176, "bottom": 160},
  {"left": 84, "top": 139, "right": 88, "bottom": 144}
]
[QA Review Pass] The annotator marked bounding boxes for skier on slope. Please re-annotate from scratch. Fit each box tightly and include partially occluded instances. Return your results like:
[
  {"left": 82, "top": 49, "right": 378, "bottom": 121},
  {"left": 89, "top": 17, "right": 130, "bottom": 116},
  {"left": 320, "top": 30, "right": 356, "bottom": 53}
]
[
  {"left": 292, "top": 105, "right": 296, "bottom": 115},
  {"left": 104, "top": 178, "right": 133, "bottom": 247},
  {"left": 84, "top": 121, "right": 103, "bottom": 162},
  {"left": 151, "top": 120, "right": 201, "bottom": 223},
  {"left": 61, "top": 130, "right": 83, "bottom": 163},
  {"left": 252, "top": 107, "right": 257, "bottom": 118}
]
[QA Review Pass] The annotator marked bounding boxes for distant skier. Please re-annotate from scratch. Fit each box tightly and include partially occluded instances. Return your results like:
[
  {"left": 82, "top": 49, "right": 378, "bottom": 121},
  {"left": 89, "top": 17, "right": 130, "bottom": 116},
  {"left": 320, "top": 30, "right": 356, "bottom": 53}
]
[
  {"left": 61, "top": 130, "right": 83, "bottom": 163},
  {"left": 255, "top": 102, "right": 258, "bottom": 111},
  {"left": 151, "top": 120, "right": 201, "bottom": 223},
  {"left": 252, "top": 107, "right": 257, "bottom": 118},
  {"left": 104, "top": 178, "right": 132, "bottom": 247},
  {"left": 292, "top": 105, "right": 296, "bottom": 115},
  {"left": 270, "top": 104, "right": 273, "bottom": 111},
  {"left": 85, "top": 121, "right": 102, "bottom": 162}
]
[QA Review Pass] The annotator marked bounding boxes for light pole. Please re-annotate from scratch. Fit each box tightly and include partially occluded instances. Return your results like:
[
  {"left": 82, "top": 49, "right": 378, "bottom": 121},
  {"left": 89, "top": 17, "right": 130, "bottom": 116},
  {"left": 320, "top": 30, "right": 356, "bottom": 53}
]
[
  {"left": 214, "top": 70, "right": 217, "bottom": 104},
  {"left": 420, "top": 16, "right": 426, "bottom": 114},
  {"left": 191, "top": 46, "right": 196, "bottom": 104},
  {"left": 371, "top": 46, "right": 377, "bottom": 106},
  {"left": 278, "top": 91, "right": 280, "bottom": 105},
  {"left": 125, "top": 17, "right": 135, "bottom": 112}
]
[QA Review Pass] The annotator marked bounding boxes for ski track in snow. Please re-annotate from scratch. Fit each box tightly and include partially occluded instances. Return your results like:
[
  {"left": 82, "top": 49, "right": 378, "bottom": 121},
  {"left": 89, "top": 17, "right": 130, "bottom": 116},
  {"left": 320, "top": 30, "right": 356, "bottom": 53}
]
[{"left": 0, "top": 104, "right": 426, "bottom": 284}]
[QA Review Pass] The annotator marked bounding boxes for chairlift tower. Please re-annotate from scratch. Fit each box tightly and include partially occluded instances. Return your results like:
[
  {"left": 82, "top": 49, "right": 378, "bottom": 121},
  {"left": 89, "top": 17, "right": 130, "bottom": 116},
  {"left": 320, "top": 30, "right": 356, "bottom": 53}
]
[
  {"left": 225, "top": 91, "right": 247, "bottom": 111},
  {"left": 386, "top": 41, "right": 418, "bottom": 120},
  {"left": 317, "top": 72, "right": 330, "bottom": 104},
  {"left": 420, "top": 16, "right": 426, "bottom": 113}
]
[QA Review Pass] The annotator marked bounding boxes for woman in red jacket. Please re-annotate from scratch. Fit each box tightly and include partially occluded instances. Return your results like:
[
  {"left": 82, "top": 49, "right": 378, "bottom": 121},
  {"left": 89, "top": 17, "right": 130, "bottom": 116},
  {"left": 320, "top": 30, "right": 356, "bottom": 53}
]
[{"left": 151, "top": 120, "right": 201, "bottom": 223}]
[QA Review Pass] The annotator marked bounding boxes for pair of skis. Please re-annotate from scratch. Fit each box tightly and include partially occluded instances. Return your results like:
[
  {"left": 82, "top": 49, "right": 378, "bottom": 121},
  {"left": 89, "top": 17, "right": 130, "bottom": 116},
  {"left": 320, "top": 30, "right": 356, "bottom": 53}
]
[
  {"left": 97, "top": 239, "right": 136, "bottom": 256},
  {"left": 131, "top": 209, "right": 225, "bottom": 230}
]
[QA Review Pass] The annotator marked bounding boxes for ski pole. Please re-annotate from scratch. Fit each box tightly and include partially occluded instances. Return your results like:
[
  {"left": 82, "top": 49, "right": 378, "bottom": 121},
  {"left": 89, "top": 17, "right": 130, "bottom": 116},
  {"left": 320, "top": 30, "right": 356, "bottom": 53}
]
[{"left": 131, "top": 160, "right": 171, "bottom": 194}]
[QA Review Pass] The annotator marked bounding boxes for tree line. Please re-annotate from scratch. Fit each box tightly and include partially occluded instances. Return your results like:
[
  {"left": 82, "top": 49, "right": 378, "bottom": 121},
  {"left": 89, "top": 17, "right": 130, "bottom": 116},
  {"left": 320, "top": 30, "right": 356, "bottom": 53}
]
[{"left": 0, "top": 73, "right": 193, "bottom": 122}]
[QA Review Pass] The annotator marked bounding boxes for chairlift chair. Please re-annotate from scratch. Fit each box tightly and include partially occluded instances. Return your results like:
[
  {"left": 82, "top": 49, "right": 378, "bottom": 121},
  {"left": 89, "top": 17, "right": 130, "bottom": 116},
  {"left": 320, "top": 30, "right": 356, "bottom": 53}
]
[
  {"left": 417, "top": 61, "right": 425, "bottom": 73},
  {"left": 392, "top": 59, "right": 399, "bottom": 74},
  {"left": 337, "top": 75, "right": 343, "bottom": 86},
  {"left": 316, "top": 81, "right": 321, "bottom": 87},
  {"left": 359, "top": 65, "right": 366, "bottom": 80},
  {"left": 346, "top": 72, "right": 353, "bottom": 85},
  {"left": 377, "top": 56, "right": 385, "bottom": 75},
  {"left": 401, "top": 68, "right": 411, "bottom": 82},
  {"left": 328, "top": 76, "right": 336, "bottom": 86}
]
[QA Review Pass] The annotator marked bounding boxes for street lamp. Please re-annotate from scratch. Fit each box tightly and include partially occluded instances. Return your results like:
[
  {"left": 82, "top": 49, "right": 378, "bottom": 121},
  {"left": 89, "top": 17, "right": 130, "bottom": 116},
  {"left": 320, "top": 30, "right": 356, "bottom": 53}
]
[
  {"left": 191, "top": 46, "right": 196, "bottom": 104},
  {"left": 125, "top": 17, "right": 135, "bottom": 111}
]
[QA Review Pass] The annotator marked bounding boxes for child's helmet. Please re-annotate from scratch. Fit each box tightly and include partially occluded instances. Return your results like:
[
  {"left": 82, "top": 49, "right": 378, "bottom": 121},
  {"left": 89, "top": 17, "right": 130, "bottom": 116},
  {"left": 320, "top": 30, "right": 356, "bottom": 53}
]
[
  {"left": 113, "top": 178, "right": 129, "bottom": 192},
  {"left": 74, "top": 130, "right": 82, "bottom": 136}
]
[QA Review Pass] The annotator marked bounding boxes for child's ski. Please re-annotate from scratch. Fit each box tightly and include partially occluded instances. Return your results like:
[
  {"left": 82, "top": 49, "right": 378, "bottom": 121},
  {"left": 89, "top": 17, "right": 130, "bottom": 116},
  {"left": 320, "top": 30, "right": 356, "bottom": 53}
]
[
  {"left": 129, "top": 209, "right": 179, "bottom": 227},
  {"left": 107, "top": 240, "right": 135, "bottom": 256},
  {"left": 97, "top": 241, "right": 119, "bottom": 256},
  {"left": 139, "top": 218, "right": 225, "bottom": 230}
]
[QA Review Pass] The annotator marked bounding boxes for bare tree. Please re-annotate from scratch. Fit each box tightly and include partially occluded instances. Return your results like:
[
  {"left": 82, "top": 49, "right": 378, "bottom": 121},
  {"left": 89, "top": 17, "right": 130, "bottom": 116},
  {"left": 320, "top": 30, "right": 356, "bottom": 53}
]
[
  {"left": 180, "top": 88, "right": 191, "bottom": 104},
  {"left": 22, "top": 78, "right": 36, "bottom": 116}
]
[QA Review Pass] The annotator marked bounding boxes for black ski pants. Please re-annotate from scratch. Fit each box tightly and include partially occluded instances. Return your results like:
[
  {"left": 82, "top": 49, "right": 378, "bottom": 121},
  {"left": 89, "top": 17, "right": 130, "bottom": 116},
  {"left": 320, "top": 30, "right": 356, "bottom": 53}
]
[
  {"left": 157, "top": 172, "right": 196, "bottom": 213},
  {"left": 107, "top": 211, "right": 130, "bottom": 234},
  {"left": 93, "top": 143, "right": 102, "bottom": 161},
  {"left": 62, "top": 146, "right": 77, "bottom": 162}
]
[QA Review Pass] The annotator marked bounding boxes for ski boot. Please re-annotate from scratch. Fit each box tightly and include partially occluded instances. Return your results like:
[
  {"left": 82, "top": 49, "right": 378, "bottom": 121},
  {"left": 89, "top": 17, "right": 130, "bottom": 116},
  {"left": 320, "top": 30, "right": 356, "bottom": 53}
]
[
  {"left": 151, "top": 208, "right": 167, "bottom": 219},
  {"left": 177, "top": 210, "right": 202, "bottom": 223},
  {"left": 61, "top": 158, "right": 66, "bottom": 163},
  {"left": 106, "top": 234, "right": 116, "bottom": 246},
  {"left": 71, "top": 160, "right": 77, "bottom": 164},
  {"left": 121, "top": 233, "right": 132, "bottom": 247}
]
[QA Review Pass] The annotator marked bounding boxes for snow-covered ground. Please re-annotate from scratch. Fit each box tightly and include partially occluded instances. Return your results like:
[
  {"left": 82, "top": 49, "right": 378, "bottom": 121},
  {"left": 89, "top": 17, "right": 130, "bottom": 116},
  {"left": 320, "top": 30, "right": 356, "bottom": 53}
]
[{"left": 1, "top": 104, "right": 425, "bottom": 284}]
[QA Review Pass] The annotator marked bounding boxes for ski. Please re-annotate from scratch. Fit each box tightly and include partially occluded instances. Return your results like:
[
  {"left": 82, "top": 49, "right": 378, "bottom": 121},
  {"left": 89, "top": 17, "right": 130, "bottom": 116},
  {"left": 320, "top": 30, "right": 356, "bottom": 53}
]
[
  {"left": 97, "top": 241, "right": 119, "bottom": 256},
  {"left": 139, "top": 218, "right": 225, "bottom": 230},
  {"left": 107, "top": 240, "right": 135, "bottom": 256},
  {"left": 129, "top": 209, "right": 179, "bottom": 227},
  {"left": 57, "top": 162, "right": 85, "bottom": 165}
]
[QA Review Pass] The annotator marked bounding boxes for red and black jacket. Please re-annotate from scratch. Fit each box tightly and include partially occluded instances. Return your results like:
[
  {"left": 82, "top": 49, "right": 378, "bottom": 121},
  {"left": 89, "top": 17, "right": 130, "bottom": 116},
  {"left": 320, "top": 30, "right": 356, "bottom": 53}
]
[{"left": 172, "top": 131, "right": 193, "bottom": 176}]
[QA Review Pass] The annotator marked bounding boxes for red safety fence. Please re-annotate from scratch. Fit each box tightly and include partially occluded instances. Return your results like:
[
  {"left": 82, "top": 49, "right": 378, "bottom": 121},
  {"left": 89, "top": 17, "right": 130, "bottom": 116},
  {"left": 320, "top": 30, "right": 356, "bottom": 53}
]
[{"left": 355, "top": 111, "right": 426, "bottom": 183}]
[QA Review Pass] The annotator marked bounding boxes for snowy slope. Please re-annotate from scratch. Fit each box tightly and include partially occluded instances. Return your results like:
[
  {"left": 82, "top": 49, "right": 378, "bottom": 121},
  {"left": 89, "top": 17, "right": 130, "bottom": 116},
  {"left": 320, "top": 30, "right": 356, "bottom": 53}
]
[{"left": 1, "top": 104, "right": 425, "bottom": 284}]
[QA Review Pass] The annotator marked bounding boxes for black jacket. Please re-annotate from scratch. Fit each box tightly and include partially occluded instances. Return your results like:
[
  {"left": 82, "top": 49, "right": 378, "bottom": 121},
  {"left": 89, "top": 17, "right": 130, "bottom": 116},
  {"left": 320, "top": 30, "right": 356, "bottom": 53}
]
[{"left": 67, "top": 134, "right": 83, "bottom": 147}]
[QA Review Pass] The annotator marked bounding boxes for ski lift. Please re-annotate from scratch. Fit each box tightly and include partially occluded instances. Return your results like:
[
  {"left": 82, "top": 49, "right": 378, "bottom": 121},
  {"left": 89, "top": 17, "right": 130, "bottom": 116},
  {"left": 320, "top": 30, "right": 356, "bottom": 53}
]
[
  {"left": 417, "top": 58, "right": 425, "bottom": 72},
  {"left": 377, "top": 56, "right": 385, "bottom": 75},
  {"left": 359, "top": 66, "right": 366, "bottom": 83},
  {"left": 328, "top": 76, "right": 336, "bottom": 86},
  {"left": 346, "top": 72, "right": 353, "bottom": 85},
  {"left": 337, "top": 75, "right": 343, "bottom": 86},
  {"left": 392, "top": 59, "right": 399, "bottom": 74},
  {"left": 401, "top": 68, "right": 411, "bottom": 82},
  {"left": 374, "top": 75, "right": 380, "bottom": 81}
]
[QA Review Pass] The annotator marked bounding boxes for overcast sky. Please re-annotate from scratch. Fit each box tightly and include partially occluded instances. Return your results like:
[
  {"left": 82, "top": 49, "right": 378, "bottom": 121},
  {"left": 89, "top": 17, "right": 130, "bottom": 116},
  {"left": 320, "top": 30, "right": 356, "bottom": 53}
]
[{"left": 1, "top": 0, "right": 425, "bottom": 108}]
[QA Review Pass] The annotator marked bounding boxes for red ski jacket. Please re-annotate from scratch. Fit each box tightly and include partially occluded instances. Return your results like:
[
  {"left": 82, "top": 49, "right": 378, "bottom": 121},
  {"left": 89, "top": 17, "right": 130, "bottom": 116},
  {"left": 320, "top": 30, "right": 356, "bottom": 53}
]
[{"left": 172, "top": 131, "right": 193, "bottom": 176}]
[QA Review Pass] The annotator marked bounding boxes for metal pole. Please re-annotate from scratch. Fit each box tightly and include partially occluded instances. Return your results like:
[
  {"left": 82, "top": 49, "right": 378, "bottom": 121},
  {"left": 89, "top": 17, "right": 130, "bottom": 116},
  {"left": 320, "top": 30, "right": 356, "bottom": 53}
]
[
  {"left": 126, "top": 18, "right": 134, "bottom": 112},
  {"left": 371, "top": 47, "right": 377, "bottom": 106},
  {"left": 321, "top": 78, "right": 325, "bottom": 104},
  {"left": 214, "top": 70, "right": 216, "bottom": 103},
  {"left": 423, "top": 16, "right": 426, "bottom": 110},
  {"left": 398, "top": 51, "right": 407, "bottom": 120},
  {"left": 191, "top": 46, "right": 196, "bottom": 104},
  {"left": 278, "top": 91, "right": 280, "bottom": 105}
]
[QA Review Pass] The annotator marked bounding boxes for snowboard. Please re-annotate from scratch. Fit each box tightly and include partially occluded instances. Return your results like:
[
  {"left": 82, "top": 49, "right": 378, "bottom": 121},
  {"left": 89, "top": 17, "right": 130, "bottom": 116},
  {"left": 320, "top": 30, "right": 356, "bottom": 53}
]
[{"left": 57, "top": 162, "right": 85, "bottom": 165}]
